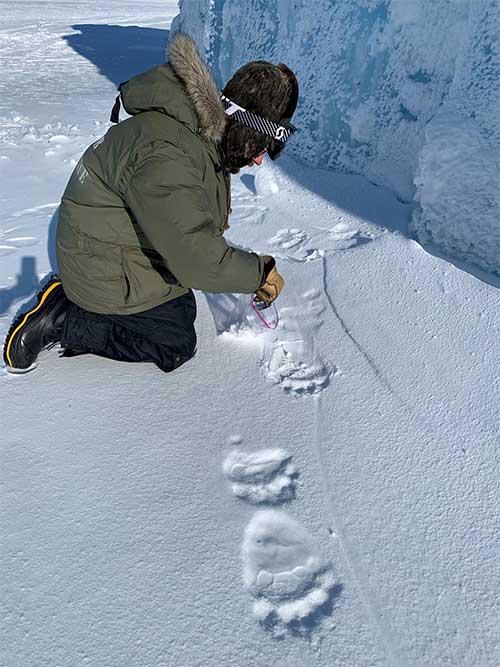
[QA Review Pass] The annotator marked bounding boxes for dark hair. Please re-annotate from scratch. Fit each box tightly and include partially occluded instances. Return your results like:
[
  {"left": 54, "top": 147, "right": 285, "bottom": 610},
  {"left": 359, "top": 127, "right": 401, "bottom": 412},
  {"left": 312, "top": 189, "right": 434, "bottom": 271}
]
[{"left": 220, "top": 61, "right": 298, "bottom": 173}]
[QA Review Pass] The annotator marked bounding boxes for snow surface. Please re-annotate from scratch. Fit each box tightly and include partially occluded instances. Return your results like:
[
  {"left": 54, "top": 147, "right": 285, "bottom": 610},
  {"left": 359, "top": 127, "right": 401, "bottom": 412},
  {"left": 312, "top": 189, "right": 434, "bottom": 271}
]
[
  {"left": 172, "top": 0, "right": 500, "bottom": 277},
  {"left": 223, "top": 447, "right": 297, "bottom": 503},
  {"left": 1, "top": 2, "right": 500, "bottom": 666}
]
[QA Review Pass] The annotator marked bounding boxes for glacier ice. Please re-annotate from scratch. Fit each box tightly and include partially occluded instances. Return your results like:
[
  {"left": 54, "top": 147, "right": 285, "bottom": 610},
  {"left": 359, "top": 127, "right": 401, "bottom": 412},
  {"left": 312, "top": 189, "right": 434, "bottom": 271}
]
[{"left": 171, "top": 0, "right": 499, "bottom": 277}]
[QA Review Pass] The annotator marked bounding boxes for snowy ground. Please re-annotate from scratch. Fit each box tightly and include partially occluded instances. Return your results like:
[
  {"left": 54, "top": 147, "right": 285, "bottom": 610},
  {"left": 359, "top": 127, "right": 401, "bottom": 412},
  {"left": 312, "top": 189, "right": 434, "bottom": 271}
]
[{"left": 1, "top": 3, "right": 500, "bottom": 666}]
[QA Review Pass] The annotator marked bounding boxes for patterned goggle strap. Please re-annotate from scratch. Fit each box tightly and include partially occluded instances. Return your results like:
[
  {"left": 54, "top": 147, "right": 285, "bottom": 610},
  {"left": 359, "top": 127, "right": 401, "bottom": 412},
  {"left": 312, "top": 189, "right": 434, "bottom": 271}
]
[{"left": 220, "top": 94, "right": 296, "bottom": 144}]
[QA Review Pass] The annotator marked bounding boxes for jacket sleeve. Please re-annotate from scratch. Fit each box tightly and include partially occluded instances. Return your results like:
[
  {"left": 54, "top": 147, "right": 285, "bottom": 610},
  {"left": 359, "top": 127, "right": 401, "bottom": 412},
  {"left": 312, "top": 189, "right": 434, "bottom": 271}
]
[{"left": 122, "top": 142, "right": 265, "bottom": 294}]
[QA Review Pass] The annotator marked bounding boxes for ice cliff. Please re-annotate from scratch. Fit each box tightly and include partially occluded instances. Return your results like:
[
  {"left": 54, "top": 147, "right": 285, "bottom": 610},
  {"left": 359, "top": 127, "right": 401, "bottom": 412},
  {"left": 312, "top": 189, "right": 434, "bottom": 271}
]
[{"left": 171, "top": 0, "right": 499, "bottom": 278}]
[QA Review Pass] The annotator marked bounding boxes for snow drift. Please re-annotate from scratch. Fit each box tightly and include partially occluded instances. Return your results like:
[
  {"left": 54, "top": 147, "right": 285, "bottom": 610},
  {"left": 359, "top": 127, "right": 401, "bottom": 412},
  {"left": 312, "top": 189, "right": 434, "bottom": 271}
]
[{"left": 171, "top": 0, "right": 500, "bottom": 278}]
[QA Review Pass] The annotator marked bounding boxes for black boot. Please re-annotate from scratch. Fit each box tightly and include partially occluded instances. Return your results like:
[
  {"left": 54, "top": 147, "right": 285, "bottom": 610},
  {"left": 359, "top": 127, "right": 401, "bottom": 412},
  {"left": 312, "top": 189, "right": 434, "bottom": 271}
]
[{"left": 3, "top": 276, "right": 71, "bottom": 371}]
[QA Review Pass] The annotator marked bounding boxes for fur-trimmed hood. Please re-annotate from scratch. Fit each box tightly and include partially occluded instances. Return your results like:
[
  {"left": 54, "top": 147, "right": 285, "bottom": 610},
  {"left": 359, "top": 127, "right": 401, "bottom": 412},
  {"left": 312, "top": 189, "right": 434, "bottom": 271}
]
[
  {"left": 168, "top": 33, "right": 227, "bottom": 143},
  {"left": 119, "top": 33, "right": 227, "bottom": 144}
]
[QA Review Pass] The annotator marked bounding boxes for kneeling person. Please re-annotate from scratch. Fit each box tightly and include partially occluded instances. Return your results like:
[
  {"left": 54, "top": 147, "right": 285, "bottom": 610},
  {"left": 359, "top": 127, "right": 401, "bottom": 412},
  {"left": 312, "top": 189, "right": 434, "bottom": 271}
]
[{"left": 3, "top": 33, "right": 297, "bottom": 373}]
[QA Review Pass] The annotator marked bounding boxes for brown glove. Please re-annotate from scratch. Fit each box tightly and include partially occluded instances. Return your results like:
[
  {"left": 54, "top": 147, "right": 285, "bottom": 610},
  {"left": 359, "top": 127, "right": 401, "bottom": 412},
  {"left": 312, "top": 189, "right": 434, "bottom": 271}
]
[{"left": 255, "top": 255, "right": 285, "bottom": 306}]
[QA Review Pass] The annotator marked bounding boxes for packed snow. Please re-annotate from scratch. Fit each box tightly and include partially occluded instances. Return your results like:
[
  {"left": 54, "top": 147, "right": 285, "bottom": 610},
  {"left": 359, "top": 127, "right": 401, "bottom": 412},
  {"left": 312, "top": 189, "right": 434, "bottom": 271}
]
[
  {"left": 173, "top": 0, "right": 500, "bottom": 277},
  {"left": 242, "top": 509, "right": 337, "bottom": 632},
  {"left": 1, "top": 2, "right": 500, "bottom": 666},
  {"left": 223, "top": 447, "right": 297, "bottom": 503}
]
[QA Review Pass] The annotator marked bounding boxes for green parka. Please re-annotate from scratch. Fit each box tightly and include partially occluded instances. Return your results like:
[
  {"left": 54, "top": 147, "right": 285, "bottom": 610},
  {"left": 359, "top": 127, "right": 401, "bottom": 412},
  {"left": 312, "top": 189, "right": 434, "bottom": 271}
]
[{"left": 56, "top": 33, "right": 266, "bottom": 314}]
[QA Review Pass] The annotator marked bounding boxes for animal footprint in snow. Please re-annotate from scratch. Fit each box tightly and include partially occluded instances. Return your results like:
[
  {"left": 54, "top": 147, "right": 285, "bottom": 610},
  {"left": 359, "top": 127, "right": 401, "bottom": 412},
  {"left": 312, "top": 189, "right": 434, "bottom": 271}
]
[
  {"left": 329, "top": 221, "right": 359, "bottom": 241},
  {"left": 327, "top": 221, "right": 370, "bottom": 251},
  {"left": 268, "top": 228, "right": 313, "bottom": 261},
  {"left": 223, "top": 448, "right": 296, "bottom": 504},
  {"left": 302, "top": 288, "right": 326, "bottom": 319},
  {"left": 262, "top": 292, "right": 334, "bottom": 396},
  {"left": 270, "top": 228, "right": 307, "bottom": 250},
  {"left": 265, "top": 344, "right": 333, "bottom": 396},
  {"left": 243, "top": 510, "right": 336, "bottom": 633},
  {"left": 230, "top": 203, "right": 267, "bottom": 224}
]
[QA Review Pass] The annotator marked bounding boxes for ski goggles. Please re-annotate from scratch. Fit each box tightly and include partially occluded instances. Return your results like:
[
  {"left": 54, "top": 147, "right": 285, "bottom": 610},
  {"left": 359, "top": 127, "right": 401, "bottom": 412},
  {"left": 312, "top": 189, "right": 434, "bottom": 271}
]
[{"left": 220, "top": 94, "right": 297, "bottom": 160}]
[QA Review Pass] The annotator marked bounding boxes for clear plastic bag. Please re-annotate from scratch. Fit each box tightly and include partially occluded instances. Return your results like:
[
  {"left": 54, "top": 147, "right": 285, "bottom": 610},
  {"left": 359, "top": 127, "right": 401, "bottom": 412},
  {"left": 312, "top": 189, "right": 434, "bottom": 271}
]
[
  {"left": 205, "top": 292, "right": 279, "bottom": 335},
  {"left": 250, "top": 297, "right": 279, "bottom": 330}
]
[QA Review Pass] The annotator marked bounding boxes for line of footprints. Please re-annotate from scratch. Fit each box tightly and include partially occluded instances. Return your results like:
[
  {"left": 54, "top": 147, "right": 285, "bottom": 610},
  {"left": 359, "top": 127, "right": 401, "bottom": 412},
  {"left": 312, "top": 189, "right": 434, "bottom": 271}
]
[{"left": 223, "top": 445, "right": 338, "bottom": 636}]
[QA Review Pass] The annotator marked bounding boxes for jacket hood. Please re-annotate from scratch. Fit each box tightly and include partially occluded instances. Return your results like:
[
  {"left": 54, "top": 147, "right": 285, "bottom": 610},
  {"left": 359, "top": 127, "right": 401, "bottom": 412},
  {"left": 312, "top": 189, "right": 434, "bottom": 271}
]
[{"left": 120, "top": 33, "right": 227, "bottom": 143}]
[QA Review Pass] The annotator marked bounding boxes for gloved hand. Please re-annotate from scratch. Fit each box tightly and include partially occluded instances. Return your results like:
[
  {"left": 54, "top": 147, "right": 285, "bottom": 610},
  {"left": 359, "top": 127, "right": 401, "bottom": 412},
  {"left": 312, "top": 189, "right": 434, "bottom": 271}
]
[{"left": 255, "top": 255, "right": 285, "bottom": 306}]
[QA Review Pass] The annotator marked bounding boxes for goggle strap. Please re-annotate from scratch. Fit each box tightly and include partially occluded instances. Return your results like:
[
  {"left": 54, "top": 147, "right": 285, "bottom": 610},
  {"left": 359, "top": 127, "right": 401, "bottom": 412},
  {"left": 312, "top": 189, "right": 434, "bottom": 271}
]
[{"left": 220, "top": 94, "right": 295, "bottom": 144}]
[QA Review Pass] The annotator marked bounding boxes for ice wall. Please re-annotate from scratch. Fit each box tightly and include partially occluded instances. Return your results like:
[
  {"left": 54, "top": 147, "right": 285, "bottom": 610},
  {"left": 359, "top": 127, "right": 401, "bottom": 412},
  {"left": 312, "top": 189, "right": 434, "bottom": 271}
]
[{"left": 171, "top": 0, "right": 500, "bottom": 277}]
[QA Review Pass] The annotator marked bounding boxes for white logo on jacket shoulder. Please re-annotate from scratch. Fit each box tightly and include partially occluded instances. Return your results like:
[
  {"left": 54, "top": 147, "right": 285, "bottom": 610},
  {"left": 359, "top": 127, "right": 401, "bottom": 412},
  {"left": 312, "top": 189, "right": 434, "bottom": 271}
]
[
  {"left": 92, "top": 136, "right": 105, "bottom": 150},
  {"left": 76, "top": 161, "right": 89, "bottom": 184}
]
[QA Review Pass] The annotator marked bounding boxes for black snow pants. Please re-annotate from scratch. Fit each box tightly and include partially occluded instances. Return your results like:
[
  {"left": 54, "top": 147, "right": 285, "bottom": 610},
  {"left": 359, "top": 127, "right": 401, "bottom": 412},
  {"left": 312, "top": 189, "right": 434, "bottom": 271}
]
[{"left": 61, "top": 290, "right": 197, "bottom": 373}]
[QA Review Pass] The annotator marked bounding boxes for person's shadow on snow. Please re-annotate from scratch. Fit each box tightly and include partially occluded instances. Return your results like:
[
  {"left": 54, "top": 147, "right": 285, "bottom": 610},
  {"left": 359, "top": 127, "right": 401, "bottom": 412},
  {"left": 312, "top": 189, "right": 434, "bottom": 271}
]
[
  {"left": 63, "top": 25, "right": 170, "bottom": 86},
  {"left": 47, "top": 208, "right": 59, "bottom": 274},
  {"left": 0, "top": 209, "right": 60, "bottom": 317},
  {"left": 0, "top": 256, "right": 40, "bottom": 316}
]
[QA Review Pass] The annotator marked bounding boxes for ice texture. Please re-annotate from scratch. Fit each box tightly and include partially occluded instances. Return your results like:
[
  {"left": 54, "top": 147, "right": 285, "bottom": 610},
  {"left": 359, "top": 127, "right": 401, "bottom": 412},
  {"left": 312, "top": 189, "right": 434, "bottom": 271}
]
[
  {"left": 410, "top": 3, "right": 500, "bottom": 276},
  {"left": 171, "top": 0, "right": 499, "bottom": 276}
]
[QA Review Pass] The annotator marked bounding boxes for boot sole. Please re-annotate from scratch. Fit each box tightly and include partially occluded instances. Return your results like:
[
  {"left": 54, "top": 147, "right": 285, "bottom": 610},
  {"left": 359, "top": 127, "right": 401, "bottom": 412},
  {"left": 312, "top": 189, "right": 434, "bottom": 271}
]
[
  {"left": 6, "top": 362, "right": 39, "bottom": 375},
  {"left": 3, "top": 277, "right": 62, "bottom": 370}
]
